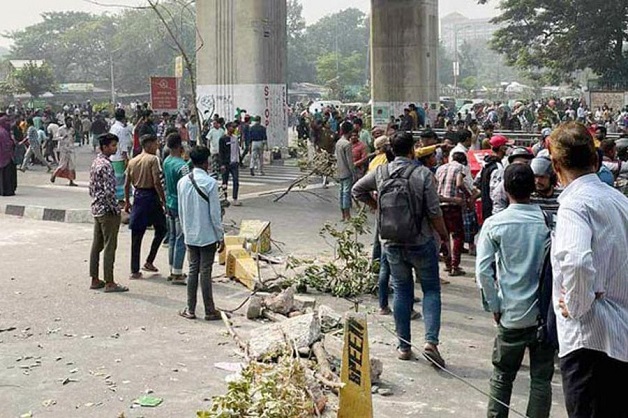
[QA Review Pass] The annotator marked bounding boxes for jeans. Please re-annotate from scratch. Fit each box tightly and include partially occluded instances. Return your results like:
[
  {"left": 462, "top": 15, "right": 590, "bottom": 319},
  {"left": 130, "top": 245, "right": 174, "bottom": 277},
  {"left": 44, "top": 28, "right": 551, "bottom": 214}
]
[
  {"left": 89, "top": 214, "right": 121, "bottom": 283},
  {"left": 488, "top": 325, "right": 555, "bottom": 418},
  {"left": 167, "top": 212, "right": 186, "bottom": 275},
  {"left": 384, "top": 239, "right": 440, "bottom": 350},
  {"left": 339, "top": 177, "right": 353, "bottom": 210},
  {"left": 187, "top": 243, "right": 218, "bottom": 315},
  {"left": 378, "top": 251, "right": 391, "bottom": 309},
  {"left": 560, "top": 348, "right": 628, "bottom": 418},
  {"left": 251, "top": 141, "right": 265, "bottom": 174},
  {"left": 221, "top": 162, "right": 240, "bottom": 200}
]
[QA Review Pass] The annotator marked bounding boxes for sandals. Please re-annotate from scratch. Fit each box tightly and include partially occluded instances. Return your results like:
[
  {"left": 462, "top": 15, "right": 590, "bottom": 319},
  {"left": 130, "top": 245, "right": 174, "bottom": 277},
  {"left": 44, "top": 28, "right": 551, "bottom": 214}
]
[
  {"left": 142, "top": 263, "right": 159, "bottom": 273},
  {"left": 90, "top": 280, "right": 106, "bottom": 290},
  {"left": 179, "top": 309, "right": 196, "bottom": 320},
  {"left": 423, "top": 346, "right": 446, "bottom": 369},
  {"left": 104, "top": 284, "right": 129, "bottom": 293}
]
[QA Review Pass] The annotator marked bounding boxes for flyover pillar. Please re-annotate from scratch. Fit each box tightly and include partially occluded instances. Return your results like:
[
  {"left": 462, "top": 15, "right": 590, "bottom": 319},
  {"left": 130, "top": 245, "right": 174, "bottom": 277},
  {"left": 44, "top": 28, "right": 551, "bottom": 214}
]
[
  {"left": 370, "top": 0, "right": 439, "bottom": 127},
  {"left": 196, "top": 0, "right": 288, "bottom": 148}
]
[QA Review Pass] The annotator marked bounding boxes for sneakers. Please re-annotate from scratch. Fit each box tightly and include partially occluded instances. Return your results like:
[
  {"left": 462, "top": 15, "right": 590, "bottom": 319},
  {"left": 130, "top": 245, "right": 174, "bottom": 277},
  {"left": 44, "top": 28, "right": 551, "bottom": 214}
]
[{"left": 232, "top": 200, "right": 242, "bottom": 207}]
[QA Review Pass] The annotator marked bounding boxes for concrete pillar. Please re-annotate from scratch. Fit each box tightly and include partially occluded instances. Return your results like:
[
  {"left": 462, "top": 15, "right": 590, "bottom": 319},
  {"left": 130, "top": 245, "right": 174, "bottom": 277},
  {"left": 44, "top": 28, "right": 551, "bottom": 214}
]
[
  {"left": 370, "top": 0, "right": 439, "bottom": 127},
  {"left": 196, "top": 0, "right": 288, "bottom": 148}
]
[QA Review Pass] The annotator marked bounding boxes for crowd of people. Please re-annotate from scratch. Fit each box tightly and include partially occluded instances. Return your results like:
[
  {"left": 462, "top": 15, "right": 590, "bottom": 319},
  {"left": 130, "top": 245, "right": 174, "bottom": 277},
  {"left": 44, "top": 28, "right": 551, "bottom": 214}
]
[
  {"left": 2, "top": 96, "right": 628, "bottom": 417},
  {"left": 323, "top": 107, "right": 627, "bottom": 417},
  {"left": 0, "top": 100, "right": 269, "bottom": 322},
  {"left": 0, "top": 101, "right": 269, "bottom": 199}
]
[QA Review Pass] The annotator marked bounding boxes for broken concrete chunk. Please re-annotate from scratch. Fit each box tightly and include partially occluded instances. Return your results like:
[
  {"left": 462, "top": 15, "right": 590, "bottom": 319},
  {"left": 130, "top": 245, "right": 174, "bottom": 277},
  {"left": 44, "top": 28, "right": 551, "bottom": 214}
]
[
  {"left": 370, "top": 358, "right": 383, "bottom": 384},
  {"left": 318, "top": 305, "right": 343, "bottom": 332},
  {"left": 265, "top": 286, "right": 295, "bottom": 315},
  {"left": 248, "top": 312, "right": 321, "bottom": 359},
  {"left": 293, "top": 295, "right": 316, "bottom": 312},
  {"left": 322, "top": 334, "right": 343, "bottom": 361},
  {"left": 245, "top": 296, "right": 263, "bottom": 320}
]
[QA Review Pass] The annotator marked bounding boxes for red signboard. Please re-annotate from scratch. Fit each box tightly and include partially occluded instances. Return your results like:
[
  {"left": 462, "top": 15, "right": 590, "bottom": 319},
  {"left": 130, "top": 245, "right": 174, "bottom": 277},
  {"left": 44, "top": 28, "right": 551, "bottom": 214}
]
[{"left": 150, "top": 77, "right": 178, "bottom": 112}]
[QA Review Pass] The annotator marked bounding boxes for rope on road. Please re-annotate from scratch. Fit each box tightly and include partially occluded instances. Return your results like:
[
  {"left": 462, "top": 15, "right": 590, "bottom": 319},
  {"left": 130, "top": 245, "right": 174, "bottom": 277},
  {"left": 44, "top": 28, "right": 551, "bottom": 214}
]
[{"left": 373, "top": 317, "right": 530, "bottom": 418}]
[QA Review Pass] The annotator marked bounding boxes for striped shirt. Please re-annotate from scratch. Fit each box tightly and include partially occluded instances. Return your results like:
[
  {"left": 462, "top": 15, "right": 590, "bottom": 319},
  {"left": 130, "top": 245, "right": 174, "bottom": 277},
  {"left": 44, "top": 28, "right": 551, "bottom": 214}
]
[
  {"left": 530, "top": 188, "right": 562, "bottom": 228},
  {"left": 551, "top": 174, "right": 628, "bottom": 362}
]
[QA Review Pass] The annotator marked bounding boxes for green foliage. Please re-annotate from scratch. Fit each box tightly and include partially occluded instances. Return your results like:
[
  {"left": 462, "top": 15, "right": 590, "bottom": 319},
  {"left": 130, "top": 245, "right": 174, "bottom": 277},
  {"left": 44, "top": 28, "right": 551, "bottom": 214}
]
[
  {"left": 288, "top": 210, "right": 378, "bottom": 298},
  {"left": 487, "top": 0, "right": 628, "bottom": 86},
  {"left": 7, "top": 3, "right": 196, "bottom": 94},
  {"left": 287, "top": 3, "right": 369, "bottom": 96},
  {"left": 14, "top": 62, "right": 55, "bottom": 97},
  {"left": 205, "top": 356, "right": 314, "bottom": 418}
]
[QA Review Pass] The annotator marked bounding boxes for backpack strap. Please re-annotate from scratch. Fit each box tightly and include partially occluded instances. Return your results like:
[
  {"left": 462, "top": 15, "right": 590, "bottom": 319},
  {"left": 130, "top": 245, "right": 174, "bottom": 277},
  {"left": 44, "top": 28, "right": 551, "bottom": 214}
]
[{"left": 188, "top": 172, "right": 210, "bottom": 203}]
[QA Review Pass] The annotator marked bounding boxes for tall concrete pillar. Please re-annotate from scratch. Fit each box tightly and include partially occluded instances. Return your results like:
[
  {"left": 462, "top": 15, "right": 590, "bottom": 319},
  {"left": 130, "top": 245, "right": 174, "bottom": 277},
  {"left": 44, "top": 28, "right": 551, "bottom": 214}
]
[
  {"left": 196, "top": 0, "right": 288, "bottom": 148},
  {"left": 370, "top": 0, "right": 439, "bottom": 127}
]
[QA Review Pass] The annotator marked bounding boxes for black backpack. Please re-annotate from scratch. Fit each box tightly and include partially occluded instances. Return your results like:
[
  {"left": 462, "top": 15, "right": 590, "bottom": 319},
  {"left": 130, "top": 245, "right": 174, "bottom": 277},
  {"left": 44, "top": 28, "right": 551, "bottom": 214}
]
[
  {"left": 376, "top": 164, "right": 422, "bottom": 243},
  {"left": 536, "top": 211, "right": 558, "bottom": 349}
]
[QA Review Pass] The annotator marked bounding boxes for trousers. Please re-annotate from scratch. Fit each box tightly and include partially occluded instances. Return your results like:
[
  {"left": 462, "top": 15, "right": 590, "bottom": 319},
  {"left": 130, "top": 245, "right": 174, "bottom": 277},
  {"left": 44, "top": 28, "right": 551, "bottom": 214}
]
[{"left": 89, "top": 214, "right": 121, "bottom": 283}]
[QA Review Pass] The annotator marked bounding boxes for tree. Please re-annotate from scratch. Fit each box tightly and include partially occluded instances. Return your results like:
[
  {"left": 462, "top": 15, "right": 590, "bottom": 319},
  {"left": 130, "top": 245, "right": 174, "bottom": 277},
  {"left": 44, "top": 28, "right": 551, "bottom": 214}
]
[
  {"left": 287, "top": 0, "right": 314, "bottom": 83},
  {"left": 14, "top": 62, "right": 56, "bottom": 97},
  {"left": 484, "top": 0, "right": 628, "bottom": 86}
]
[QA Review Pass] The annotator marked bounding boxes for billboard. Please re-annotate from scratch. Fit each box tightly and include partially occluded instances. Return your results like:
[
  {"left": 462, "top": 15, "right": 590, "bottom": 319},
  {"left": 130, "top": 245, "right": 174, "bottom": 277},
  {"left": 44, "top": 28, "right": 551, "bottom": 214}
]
[{"left": 150, "top": 76, "right": 178, "bottom": 112}]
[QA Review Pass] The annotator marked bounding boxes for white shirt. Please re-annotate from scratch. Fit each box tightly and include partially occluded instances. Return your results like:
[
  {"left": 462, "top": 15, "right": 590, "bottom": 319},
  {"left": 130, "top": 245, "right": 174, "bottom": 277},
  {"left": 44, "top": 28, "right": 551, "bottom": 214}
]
[
  {"left": 552, "top": 174, "right": 628, "bottom": 362},
  {"left": 206, "top": 127, "right": 225, "bottom": 155},
  {"left": 47, "top": 123, "right": 59, "bottom": 139},
  {"left": 109, "top": 120, "right": 133, "bottom": 162}
]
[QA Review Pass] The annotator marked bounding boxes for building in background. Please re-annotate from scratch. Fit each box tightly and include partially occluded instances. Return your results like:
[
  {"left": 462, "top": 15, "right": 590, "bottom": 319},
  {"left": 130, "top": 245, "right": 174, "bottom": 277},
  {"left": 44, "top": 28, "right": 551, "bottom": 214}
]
[{"left": 440, "top": 12, "right": 498, "bottom": 53}]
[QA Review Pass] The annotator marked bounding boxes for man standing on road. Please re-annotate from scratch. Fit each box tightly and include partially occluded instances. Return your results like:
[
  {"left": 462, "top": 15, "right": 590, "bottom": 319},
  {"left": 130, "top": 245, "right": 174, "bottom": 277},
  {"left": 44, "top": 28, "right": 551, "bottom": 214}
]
[
  {"left": 354, "top": 118, "right": 373, "bottom": 153},
  {"left": 219, "top": 122, "right": 241, "bottom": 206},
  {"left": 249, "top": 116, "right": 268, "bottom": 176},
  {"left": 476, "top": 164, "right": 554, "bottom": 418},
  {"left": 19, "top": 117, "right": 52, "bottom": 172},
  {"left": 90, "top": 114, "right": 109, "bottom": 153},
  {"left": 186, "top": 114, "right": 199, "bottom": 148},
  {"left": 177, "top": 146, "right": 225, "bottom": 321},
  {"left": 124, "top": 134, "right": 167, "bottom": 279},
  {"left": 109, "top": 109, "right": 132, "bottom": 201},
  {"left": 205, "top": 119, "right": 225, "bottom": 177},
  {"left": 435, "top": 152, "right": 468, "bottom": 277},
  {"left": 88, "top": 133, "right": 128, "bottom": 293},
  {"left": 549, "top": 122, "right": 628, "bottom": 418},
  {"left": 162, "top": 133, "right": 190, "bottom": 285},
  {"left": 335, "top": 121, "right": 355, "bottom": 221},
  {"left": 352, "top": 132, "right": 449, "bottom": 364},
  {"left": 0, "top": 115, "right": 17, "bottom": 196}
]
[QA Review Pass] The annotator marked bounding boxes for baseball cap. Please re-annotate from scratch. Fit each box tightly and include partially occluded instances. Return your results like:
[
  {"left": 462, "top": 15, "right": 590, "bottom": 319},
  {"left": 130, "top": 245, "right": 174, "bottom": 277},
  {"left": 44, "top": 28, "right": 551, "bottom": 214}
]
[
  {"left": 508, "top": 147, "right": 534, "bottom": 163},
  {"left": 541, "top": 128, "right": 552, "bottom": 138},
  {"left": 374, "top": 135, "right": 389, "bottom": 149},
  {"left": 531, "top": 156, "right": 554, "bottom": 177},
  {"left": 489, "top": 135, "right": 514, "bottom": 148}
]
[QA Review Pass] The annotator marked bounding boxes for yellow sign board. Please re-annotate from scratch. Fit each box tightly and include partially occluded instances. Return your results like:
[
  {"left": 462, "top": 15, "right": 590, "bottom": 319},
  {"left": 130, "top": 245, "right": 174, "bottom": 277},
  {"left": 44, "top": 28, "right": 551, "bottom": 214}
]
[
  {"left": 338, "top": 313, "right": 373, "bottom": 418},
  {"left": 239, "top": 220, "right": 272, "bottom": 254}
]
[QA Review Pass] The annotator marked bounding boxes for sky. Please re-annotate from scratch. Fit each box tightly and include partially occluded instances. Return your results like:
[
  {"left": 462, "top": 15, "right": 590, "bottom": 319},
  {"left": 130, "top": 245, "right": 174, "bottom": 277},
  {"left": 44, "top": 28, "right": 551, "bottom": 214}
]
[{"left": 0, "top": 0, "right": 499, "bottom": 48}]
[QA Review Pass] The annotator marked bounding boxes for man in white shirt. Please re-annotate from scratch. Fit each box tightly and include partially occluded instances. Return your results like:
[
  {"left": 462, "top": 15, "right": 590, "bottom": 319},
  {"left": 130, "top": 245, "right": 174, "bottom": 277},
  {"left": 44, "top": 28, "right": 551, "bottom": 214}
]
[
  {"left": 205, "top": 119, "right": 225, "bottom": 177},
  {"left": 549, "top": 122, "right": 628, "bottom": 418},
  {"left": 109, "top": 109, "right": 132, "bottom": 164}
]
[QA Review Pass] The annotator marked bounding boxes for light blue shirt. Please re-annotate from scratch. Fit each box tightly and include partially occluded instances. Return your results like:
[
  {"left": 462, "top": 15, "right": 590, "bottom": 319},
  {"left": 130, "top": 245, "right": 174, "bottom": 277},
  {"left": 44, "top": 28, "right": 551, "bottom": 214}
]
[
  {"left": 476, "top": 203, "right": 550, "bottom": 329},
  {"left": 177, "top": 167, "right": 224, "bottom": 247}
]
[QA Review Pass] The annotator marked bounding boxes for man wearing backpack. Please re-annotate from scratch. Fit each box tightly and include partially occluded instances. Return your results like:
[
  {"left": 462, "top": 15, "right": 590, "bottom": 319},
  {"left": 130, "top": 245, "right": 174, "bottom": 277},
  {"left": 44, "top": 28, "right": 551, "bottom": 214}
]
[
  {"left": 476, "top": 164, "right": 555, "bottom": 418},
  {"left": 352, "top": 132, "right": 449, "bottom": 364}
]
